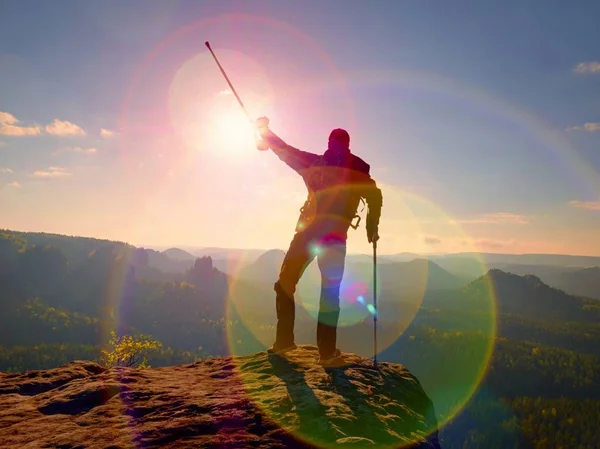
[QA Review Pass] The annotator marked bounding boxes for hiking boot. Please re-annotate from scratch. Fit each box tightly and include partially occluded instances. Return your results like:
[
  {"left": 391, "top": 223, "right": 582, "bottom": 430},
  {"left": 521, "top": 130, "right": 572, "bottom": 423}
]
[
  {"left": 267, "top": 343, "right": 297, "bottom": 356},
  {"left": 317, "top": 348, "right": 344, "bottom": 367}
]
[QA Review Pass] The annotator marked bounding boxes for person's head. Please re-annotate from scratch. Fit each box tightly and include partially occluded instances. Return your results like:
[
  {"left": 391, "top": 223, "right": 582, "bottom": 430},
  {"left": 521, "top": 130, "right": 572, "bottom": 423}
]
[{"left": 327, "top": 128, "right": 350, "bottom": 154}]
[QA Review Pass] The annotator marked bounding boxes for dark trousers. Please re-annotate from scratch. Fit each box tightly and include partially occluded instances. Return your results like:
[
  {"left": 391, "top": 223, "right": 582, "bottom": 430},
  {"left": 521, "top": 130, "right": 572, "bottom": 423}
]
[{"left": 274, "top": 230, "right": 347, "bottom": 357}]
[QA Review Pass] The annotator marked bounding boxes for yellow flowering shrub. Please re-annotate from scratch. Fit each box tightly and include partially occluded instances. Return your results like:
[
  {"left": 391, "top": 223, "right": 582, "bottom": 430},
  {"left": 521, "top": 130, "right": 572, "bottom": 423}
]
[{"left": 100, "top": 330, "right": 162, "bottom": 369}]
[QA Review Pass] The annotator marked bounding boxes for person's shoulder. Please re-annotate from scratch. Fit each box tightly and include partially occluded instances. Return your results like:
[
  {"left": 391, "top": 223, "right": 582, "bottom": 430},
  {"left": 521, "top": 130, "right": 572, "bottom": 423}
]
[{"left": 350, "top": 154, "right": 370, "bottom": 175}]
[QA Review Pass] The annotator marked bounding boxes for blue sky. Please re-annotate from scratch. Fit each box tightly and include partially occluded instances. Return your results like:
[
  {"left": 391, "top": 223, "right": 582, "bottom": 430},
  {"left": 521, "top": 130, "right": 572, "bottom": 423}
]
[{"left": 1, "top": 0, "right": 599, "bottom": 255}]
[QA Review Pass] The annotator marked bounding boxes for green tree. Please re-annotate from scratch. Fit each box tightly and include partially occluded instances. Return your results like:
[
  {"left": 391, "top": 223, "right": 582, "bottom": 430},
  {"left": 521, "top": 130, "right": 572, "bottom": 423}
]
[{"left": 100, "top": 331, "right": 162, "bottom": 369}]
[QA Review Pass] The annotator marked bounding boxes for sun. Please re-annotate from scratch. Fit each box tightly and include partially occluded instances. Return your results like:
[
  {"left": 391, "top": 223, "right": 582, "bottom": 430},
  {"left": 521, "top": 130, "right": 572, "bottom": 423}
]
[
  {"left": 207, "top": 100, "right": 257, "bottom": 154},
  {"left": 168, "top": 50, "right": 275, "bottom": 156}
]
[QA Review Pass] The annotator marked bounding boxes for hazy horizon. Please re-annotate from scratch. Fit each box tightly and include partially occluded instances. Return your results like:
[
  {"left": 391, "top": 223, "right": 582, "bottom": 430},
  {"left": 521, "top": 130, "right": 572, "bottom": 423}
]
[
  {"left": 147, "top": 243, "right": 600, "bottom": 258},
  {"left": 1, "top": 1, "right": 599, "bottom": 256},
  {"left": 4, "top": 226, "right": 600, "bottom": 259}
]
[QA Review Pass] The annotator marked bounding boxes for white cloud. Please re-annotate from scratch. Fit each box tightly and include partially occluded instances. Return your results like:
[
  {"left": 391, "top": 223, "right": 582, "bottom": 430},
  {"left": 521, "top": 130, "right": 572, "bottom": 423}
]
[
  {"left": 573, "top": 62, "right": 600, "bottom": 74},
  {"left": 0, "top": 111, "right": 42, "bottom": 136},
  {"left": 569, "top": 200, "right": 600, "bottom": 211},
  {"left": 0, "top": 112, "right": 92, "bottom": 138},
  {"left": 6, "top": 181, "right": 20, "bottom": 188},
  {"left": 31, "top": 166, "right": 72, "bottom": 178},
  {"left": 0, "top": 167, "right": 14, "bottom": 173},
  {"left": 53, "top": 146, "right": 97, "bottom": 155},
  {"left": 566, "top": 122, "right": 600, "bottom": 132},
  {"left": 584, "top": 123, "right": 600, "bottom": 132},
  {"left": 452, "top": 212, "right": 529, "bottom": 226},
  {"left": 100, "top": 128, "right": 115, "bottom": 138},
  {"left": 218, "top": 89, "right": 233, "bottom": 96},
  {"left": 45, "top": 119, "right": 86, "bottom": 136},
  {"left": 0, "top": 112, "right": 18, "bottom": 125}
]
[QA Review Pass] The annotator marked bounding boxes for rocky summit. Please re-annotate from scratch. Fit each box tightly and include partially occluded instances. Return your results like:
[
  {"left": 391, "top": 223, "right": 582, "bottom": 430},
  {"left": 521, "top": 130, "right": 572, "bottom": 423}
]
[{"left": 0, "top": 345, "right": 441, "bottom": 448}]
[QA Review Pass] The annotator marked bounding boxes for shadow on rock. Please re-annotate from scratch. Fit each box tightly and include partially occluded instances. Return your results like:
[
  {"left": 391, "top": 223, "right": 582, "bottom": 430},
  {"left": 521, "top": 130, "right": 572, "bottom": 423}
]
[
  {"left": 269, "top": 355, "right": 339, "bottom": 447},
  {"left": 326, "top": 364, "right": 438, "bottom": 448}
]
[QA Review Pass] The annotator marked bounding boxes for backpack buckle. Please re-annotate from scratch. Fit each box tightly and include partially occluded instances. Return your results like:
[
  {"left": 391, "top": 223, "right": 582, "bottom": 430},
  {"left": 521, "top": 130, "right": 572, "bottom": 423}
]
[{"left": 350, "top": 214, "right": 361, "bottom": 230}]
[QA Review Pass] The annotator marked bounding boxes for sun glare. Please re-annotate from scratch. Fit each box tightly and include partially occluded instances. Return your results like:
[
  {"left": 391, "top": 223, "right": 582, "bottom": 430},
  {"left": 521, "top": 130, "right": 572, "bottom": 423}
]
[
  {"left": 168, "top": 50, "right": 275, "bottom": 157},
  {"left": 208, "top": 101, "right": 257, "bottom": 154}
]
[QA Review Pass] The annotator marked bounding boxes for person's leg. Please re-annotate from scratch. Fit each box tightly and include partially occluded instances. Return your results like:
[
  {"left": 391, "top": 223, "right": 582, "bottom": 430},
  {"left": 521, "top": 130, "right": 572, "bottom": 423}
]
[
  {"left": 270, "top": 231, "right": 315, "bottom": 352},
  {"left": 316, "top": 238, "right": 347, "bottom": 359}
]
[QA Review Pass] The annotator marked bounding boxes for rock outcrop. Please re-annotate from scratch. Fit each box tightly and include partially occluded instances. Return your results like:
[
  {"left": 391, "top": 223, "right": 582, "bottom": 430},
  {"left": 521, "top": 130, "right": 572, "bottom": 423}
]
[{"left": 0, "top": 345, "right": 441, "bottom": 448}]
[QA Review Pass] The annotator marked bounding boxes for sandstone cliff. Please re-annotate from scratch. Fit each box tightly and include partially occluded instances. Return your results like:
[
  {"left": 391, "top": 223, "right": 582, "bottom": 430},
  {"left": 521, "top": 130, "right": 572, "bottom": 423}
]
[{"left": 0, "top": 345, "right": 441, "bottom": 448}]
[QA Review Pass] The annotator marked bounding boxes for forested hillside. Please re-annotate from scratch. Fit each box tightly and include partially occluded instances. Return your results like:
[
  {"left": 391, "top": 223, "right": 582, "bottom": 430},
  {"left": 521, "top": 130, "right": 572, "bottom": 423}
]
[{"left": 1, "top": 229, "right": 599, "bottom": 448}]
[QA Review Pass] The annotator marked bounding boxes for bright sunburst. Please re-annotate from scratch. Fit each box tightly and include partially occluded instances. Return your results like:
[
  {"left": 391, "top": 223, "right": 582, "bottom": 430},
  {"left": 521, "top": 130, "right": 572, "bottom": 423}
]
[
  {"left": 207, "top": 97, "right": 257, "bottom": 154},
  {"left": 168, "top": 50, "right": 275, "bottom": 156}
]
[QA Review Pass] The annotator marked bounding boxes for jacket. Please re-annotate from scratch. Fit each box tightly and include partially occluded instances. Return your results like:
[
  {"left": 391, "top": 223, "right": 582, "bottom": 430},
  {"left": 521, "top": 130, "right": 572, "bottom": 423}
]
[{"left": 263, "top": 130, "right": 383, "bottom": 240}]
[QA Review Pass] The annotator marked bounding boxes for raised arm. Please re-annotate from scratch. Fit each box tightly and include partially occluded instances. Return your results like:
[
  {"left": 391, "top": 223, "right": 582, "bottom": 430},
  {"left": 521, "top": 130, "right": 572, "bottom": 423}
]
[{"left": 256, "top": 117, "right": 318, "bottom": 172}]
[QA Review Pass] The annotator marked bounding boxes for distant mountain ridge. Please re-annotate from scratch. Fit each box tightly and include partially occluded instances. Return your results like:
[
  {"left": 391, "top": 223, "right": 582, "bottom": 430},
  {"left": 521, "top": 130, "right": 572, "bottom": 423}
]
[
  {"left": 463, "top": 269, "right": 600, "bottom": 323},
  {"left": 237, "top": 251, "right": 468, "bottom": 298},
  {"left": 552, "top": 266, "right": 600, "bottom": 300},
  {"left": 161, "top": 247, "right": 196, "bottom": 261},
  {"left": 485, "top": 263, "right": 600, "bottom": 300},
  {"left": 6, "top": 230, "right": 597, "bottom": 265},
  {"left": 444, "top": 252, "right": 600, "bottom": 267},
  {"left": 351, "top": 258, "right": 468, "bottom": 292},
  {"left": 2, "top": 229, "right": 598, "bottom": 299}
]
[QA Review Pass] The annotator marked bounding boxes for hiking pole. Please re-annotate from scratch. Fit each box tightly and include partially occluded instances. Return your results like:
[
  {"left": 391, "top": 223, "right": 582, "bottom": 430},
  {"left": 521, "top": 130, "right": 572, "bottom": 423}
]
[
  {"left": 204, "top": 41, "right": 267, "bottom": 151},
  {"left": 373, "top": 239, "right": 378, "bottom": 369},
  {"left": 205, "top": 41, "right": 252, "bottom": 123}
]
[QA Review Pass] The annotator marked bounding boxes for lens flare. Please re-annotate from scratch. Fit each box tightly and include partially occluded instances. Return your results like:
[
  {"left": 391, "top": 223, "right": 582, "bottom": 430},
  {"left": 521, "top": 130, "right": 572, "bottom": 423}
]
[
  {"left": 106, "top": 11, "right": 600, "bottom": 447},
  {"left": 167, "top": 49, "right": 274, "bottom": 156},
  {"left": 225, "top": 184, "right": 497, "bottom": 447}
]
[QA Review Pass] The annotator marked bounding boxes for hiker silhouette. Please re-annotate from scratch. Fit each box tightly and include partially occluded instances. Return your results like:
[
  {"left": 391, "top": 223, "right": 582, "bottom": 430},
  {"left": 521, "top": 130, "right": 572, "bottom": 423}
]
[{"left": 256, "top": 117, "right": 383, "bottom": 366}]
